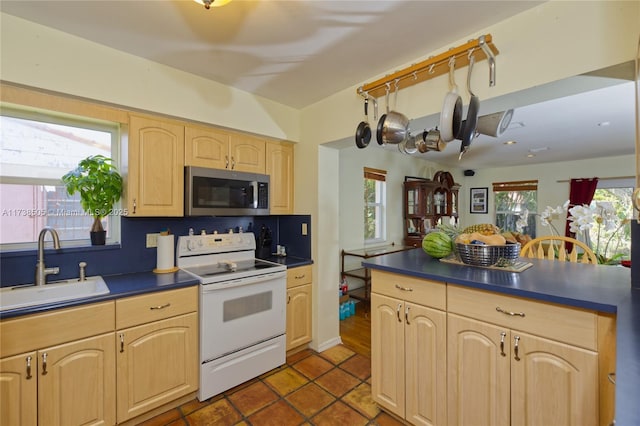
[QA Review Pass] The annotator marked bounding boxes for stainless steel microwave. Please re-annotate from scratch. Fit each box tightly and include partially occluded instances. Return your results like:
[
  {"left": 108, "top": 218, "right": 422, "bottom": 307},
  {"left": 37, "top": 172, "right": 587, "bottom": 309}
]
[{"left": 185, "top": 167, "right": 270, "bottom": 216}]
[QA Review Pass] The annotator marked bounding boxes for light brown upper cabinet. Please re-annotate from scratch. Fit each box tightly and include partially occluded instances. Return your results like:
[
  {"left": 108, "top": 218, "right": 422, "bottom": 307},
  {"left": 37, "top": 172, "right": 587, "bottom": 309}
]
[
  {"left": 266, "top": 141, "right": 294, "bottom": 214},
  {"left": 127, "top": 115, "right": 185, "bottom": 216},
  {"left": 186, "top": 126, "right": 266, "bottom": 174}
]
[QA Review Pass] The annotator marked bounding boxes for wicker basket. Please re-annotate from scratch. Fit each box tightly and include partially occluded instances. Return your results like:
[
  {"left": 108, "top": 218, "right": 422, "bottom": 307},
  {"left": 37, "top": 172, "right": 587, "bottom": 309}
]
[{"left": 455, "top": 243, "right": 521, "bottom": 267}]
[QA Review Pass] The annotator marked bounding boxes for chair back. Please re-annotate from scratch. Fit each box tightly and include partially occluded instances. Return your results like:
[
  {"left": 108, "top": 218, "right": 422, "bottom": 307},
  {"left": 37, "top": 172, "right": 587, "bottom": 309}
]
[{"left": 520, "top": 236, "right": 598, "bottom": 264}]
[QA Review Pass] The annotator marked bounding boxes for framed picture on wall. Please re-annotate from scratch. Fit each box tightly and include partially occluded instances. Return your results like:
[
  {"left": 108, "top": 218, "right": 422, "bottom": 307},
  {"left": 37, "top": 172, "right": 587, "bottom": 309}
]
[{"left": 470, "top": 187, "right": 488, "bottom": 214}]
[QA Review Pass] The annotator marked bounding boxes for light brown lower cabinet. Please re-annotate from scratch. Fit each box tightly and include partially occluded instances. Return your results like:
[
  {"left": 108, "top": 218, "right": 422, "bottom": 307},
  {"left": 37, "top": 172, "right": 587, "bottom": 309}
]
[
  {"left": 286, "top": 265, "right": 313, "bottom": 351},
  {"left": 370, "top": 273, "right": 616, "bottom": 426}
]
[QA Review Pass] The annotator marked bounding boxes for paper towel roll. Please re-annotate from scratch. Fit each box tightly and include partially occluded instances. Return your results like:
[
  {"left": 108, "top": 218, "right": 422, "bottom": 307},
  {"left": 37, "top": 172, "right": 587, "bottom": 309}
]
[{"left": 156, "top": 235, "right": 175, "bottom": 271}]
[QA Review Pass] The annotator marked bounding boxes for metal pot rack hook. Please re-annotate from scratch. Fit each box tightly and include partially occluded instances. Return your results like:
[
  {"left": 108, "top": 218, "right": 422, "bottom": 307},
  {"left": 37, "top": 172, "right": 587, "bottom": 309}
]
[{"left": 478, "top": 34, "right": 496, "bottom": 86}]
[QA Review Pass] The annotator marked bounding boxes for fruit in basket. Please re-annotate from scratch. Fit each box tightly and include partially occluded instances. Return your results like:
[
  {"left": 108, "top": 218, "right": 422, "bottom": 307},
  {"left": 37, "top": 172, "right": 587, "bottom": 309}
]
[
  {"left": 422, "top": 232, "right": 453, "bottom": 258},
  {"left": 461, "top": 223, "right": 501, "bottom": 236},
  {"left": 456, "top": 232, "right": 506, "bottom": 246}
]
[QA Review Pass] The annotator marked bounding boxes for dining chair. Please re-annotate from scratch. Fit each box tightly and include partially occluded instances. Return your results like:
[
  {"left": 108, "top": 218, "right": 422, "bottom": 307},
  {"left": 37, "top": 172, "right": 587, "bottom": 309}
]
[{"left": 520, "top": 236, "right": 598, "bottom": 265}]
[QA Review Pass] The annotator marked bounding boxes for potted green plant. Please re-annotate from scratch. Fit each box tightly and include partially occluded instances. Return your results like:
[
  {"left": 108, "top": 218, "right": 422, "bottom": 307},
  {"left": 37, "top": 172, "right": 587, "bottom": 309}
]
[{"left": 62, "top": 155, "right": 123, "bottom": 245}]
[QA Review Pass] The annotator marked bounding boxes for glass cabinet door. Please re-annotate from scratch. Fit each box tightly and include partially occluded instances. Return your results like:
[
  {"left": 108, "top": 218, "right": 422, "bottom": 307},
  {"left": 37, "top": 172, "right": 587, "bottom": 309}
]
[{"left": 407, "top": 187, "right": 418, "bottom": 215}]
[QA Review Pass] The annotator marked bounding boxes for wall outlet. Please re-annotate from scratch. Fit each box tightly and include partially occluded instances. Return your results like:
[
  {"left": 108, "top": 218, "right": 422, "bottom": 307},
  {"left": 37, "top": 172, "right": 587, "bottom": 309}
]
[
  {"left": 302, "top": 223, "right": 308, "bottom": 236},
  {"left": 146, "top": 233, "right": 160, "bottom": 248}
]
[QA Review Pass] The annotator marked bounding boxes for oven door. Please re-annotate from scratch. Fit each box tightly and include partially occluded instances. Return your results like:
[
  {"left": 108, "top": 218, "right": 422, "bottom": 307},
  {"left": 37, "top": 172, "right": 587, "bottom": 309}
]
[{"left": 199, "top": 271, "right": 286, "bottom": 362}]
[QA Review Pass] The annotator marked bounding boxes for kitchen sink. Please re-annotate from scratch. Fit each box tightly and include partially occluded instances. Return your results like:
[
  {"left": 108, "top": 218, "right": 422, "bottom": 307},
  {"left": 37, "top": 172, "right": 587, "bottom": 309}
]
[{"left": 0, "top": 276, "right": 110, "bottom": 312}]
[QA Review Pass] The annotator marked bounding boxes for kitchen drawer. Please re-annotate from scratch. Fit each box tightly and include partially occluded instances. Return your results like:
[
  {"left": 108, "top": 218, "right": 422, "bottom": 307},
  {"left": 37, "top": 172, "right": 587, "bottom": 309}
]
[
  {"left": 0, "top": 301, "right": 115, "bottom": 358},
  {"left": 287, "top": 265, "right": 312, "bottom": 288},
  {"left": 447, "top": 285, "right": 597, "bottom": 350},
  {"left": 371, "top": 270, "right": 446, "bottom": 310},
  {"left": 116, "top": 287, "right": 198, "bottom": 330}
]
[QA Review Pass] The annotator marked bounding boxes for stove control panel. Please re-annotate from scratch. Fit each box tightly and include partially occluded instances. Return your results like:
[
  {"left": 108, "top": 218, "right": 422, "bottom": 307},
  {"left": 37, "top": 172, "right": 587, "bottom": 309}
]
[{"left": 177, "top": 233, "right": 256, "bottom": 256}]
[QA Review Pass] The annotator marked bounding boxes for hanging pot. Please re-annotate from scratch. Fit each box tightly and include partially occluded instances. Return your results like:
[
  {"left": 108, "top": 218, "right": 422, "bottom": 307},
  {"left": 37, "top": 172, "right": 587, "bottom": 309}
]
[
  {"left": 355, "top": 96, "right": 371, "bottom": 148},
  {"left": 459, "top": 54, "right": 480, "bottom": 160},
  {"left": 440, "top": 58, "right": 463, "bottom": 143},
  {"left": 378, "top": 111, "right": 410, "bottom": 145},
  {"left": 376, "top": 85, "right": 391, "bottom": 145},
  {"left": 416, "top": 129, "right": 446, "bottom": 153},
  {"left": 398, "top": 134, "right": 418, "bottom": 155}
]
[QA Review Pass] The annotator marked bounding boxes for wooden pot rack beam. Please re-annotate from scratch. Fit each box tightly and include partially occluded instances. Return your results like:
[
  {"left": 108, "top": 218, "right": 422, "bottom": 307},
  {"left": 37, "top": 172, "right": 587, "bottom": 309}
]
[{"left": 357, "top": 34, "right": 499, "bottom": 99}]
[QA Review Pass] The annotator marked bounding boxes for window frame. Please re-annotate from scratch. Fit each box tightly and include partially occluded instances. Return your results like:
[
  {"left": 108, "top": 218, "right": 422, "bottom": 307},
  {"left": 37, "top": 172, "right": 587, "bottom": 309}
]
[
  {"left": 364, "top": 167, "right": 387, "bottom": 244},
  {"left": 0, "top": 105, "right": 122, "bottom": 251}
]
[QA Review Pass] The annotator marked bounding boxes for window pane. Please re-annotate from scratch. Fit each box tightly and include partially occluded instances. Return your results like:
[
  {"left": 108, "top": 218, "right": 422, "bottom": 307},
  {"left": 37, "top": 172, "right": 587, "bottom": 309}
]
[
  {"left": 589, "top": 187, "right": 632, "bottom": 261},
  {"left": 1, "top": 108, "right": 119, "bottom": 247},
  {"left": 494, "top": 190, "right": 537, "bottom": 236}
]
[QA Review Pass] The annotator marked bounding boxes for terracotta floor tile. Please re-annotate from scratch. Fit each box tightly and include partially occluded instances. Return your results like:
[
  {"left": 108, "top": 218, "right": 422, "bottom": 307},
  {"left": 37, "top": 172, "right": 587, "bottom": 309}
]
[
  {"left": 138, "top": 408, "right": 182, "bottom": 426},
  {"left": 285, "top": 382, "right": 335, "bottom": 417},
  {"left": 319, "top": 345, "right": 355, "bottom": 365},
  {"left": 292, "top": 354, "right": 334, "bottom": 380},
  {"left": 372, "top": 411, "right": 407, "bottom": 426},
  {"left": 180, "top": 398, "right": 211, "bottom": 416},
  {"left": 315, "top": 368, "right": 361, "bottom": 397},
  {"left": 286, "top": 348, "right": 313, "bottom": 364},
  {"left": 342, "top": 382, "right": 379, "bottom": 419},
  {"left": 340, "top": 354, "right": 371, "bottom": 381},
  {"left": 311, "top": 401, "right": 369, "bottom": 426},
  {"left": 264, "top": 367, "right": 310, "bottom": 396},
  {"left": 185, "top": 398, "right": 241, "bottom": 426},
  {"left": 227, "top": 381, "right": 279, "bottom": 416},
  {"left": 166, "top": 420, "right": 187, "bottom": 426},
  {"left": 247, "top": 399, "right": 305, "bottom": 426}
]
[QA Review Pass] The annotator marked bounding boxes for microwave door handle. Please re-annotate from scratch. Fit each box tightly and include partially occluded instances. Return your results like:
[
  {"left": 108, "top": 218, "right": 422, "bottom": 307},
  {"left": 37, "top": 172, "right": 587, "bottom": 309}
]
[{"left": 250, "top": 181, "right": 258, "bottom": 208}]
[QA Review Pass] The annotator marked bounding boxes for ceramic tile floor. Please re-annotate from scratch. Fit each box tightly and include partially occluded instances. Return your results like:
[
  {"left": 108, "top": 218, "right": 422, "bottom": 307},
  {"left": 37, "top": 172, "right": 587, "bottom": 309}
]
[{"left": 140, "top": 345, "right": 405, "bottom": 426}]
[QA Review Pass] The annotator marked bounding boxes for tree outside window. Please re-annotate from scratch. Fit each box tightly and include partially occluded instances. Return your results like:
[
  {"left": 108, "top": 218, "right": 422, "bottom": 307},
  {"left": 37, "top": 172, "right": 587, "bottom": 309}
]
[{"left": 364, "top": 168, "right": 387, "bottom": 243}]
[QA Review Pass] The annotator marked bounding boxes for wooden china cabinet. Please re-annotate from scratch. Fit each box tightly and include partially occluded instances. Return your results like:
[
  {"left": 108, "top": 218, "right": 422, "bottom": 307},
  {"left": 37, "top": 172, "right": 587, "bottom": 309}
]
[{"left": 403, "top": 171, "right": 460, "bottom": 247}]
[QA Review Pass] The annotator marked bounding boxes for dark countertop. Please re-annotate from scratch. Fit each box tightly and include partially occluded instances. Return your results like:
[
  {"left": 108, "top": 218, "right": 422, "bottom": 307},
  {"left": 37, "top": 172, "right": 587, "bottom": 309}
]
[
  {"left": 0, "top": 257, "right": 313, "bottom": 320},
  {"left": 362, "top": 248, "right": 639, "bottom": 425}
]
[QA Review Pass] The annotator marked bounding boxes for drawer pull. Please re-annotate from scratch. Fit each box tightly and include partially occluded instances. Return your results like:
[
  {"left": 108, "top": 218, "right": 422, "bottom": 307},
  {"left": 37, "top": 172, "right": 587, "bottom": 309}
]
[
  {"left": 405, "top": 305, "right": 411, "bottom": 325},
  {"left": 120, "top": 333, "right": 125, "bottom": 353},
  {"left": 513, "top": 336, "right": 521, "bottom": 361},
  {"left": 395, "top": 284, "right": 414, "bottom": 292},
  {"left": 295, "top": 274, "right": 306, "bottom": 279},
  {"left": 608, "top": 372, "right": 616, "bottom": 385},
  {"left": 496, "top": 306, "right": 525, "bottom": 317},
  {"left": 150, "top": 303, "right": 171, "bottom": 310},
  {"left": 396, "top": 303, "right": 402, "bottom": 322},
  {"left": 26, "top": 356, "right": 33, "bottom": 379},
  {"left": 41, "top": 353, "right": 48, "bottom": 375},
  {"left": 499, "top": 332, "right": 506, "bottom": 357}
]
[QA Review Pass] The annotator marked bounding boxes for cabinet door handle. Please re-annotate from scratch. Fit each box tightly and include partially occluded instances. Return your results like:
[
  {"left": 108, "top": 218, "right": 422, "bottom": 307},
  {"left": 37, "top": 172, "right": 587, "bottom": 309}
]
[
  {"left": 230, "top": 156, "right": 236, "bottom": 169},
  {"left": 225, "top": 155, "right": 229, "bottom": 168},
  {"left": 396, "top": 303, "right": 402, "bottom": 322},
  {"left": 395, "top": 284, "right": 413, "bottom": 292},
  {"left": 499, "top": 332, "right": 507, "bottom": 357},
  {"left": 26, "top": 356, "right": 33, "bottom": 379},
  {"left": 287, "top": 294, "right": 291, "bottom": 304},
  {"left": 405, "top": 305, "right": 411, "bottom": 325},
  {"left": 608, "top": 372, "right": 616, "bottom": 385},
  {"left": 496, "top": 306, "right": 525, "bottom": 317},
  {"left": 513, "top": 336, "right": 521, "bottom": 361},
  {"left": 41, "top": 353, "right": 48, "bottom": 375},
  {"left": 132, "top": 198, "right": 137, "bottom": 215},
  {"left": 150, "top": 303, "right": 171, "bottom": 310},
  {"left": 120, "top": 333, "right": 125, "bottom": 353}
]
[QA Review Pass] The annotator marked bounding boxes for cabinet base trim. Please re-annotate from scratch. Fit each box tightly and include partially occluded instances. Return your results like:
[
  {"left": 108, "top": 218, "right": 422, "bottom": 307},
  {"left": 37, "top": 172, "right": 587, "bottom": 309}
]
[{"left": 117, "top": 392, "right": 196, "bottom": 426}]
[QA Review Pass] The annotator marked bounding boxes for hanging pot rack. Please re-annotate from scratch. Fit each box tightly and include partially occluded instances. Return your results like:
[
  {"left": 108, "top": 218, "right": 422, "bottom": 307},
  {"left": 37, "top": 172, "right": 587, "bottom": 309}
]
[{"left": 357, "top": 34, "right": 499, "bottom": 99}]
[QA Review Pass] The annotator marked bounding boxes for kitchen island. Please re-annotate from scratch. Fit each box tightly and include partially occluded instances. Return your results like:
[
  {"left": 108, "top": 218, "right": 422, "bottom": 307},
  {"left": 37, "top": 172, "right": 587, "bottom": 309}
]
[{"left": 362, "top": 248, "right": 639, "bottom": 426}]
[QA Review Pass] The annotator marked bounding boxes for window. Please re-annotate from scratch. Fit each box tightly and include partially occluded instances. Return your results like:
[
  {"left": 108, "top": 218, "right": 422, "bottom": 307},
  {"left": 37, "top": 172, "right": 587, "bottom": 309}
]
[
  {"left": 588, "top": 179, "right": 633, "bottom": 260},
  {"left": 364, "top": 167, "right": 387, "bottom": 243},
  {"left": 0, "top": 106, "right": 121, "bottom": 249},
  {"left": 493, "top": 180, "right": 538, "bottom": 237}
]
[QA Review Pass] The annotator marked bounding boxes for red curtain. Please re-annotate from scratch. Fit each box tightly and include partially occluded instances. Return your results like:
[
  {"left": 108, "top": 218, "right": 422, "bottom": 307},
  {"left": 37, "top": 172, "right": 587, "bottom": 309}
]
[{"left": 565, "top": 178, "right": 599, "bottom": 243}]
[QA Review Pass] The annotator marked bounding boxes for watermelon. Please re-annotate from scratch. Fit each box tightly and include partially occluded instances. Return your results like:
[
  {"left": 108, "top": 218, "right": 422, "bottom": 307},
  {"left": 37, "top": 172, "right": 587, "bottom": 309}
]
[{"left": 422, "top": 232, "right": 453, "bottom": 258}]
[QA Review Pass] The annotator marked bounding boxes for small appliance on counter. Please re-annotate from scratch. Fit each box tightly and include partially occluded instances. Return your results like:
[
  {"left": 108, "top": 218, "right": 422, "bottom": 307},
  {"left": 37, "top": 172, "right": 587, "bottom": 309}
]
[{"left": 256, "top": 225, "right": 272, "bottom": 259}]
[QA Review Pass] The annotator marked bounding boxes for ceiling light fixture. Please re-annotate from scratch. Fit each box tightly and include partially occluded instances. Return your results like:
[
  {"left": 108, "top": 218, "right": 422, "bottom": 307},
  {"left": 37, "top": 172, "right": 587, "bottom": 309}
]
[
  {"left": 194, "top": 0, "right": 232, "bottom": 9},
  {"left": 503, "top": 140, "right": 517, "bottom": 145}
]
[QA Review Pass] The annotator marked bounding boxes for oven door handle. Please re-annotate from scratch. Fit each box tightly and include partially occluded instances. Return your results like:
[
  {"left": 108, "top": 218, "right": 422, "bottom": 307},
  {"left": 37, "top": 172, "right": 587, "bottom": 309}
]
[{"left": 200, "top": 271, "right": 287, "bottom": 292}]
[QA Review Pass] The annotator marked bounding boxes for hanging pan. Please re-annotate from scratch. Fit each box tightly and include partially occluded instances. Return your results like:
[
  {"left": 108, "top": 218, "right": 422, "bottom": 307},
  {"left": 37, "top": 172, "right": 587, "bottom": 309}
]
[
  {"left": 355, "top": 95, "right": 371, "bottom": 148},
  {"left": 376, "top": 84, "right": 391, "bottom": 145},
  {"left": 459, "top": 52, "right": 480, "bottom": 160},
  {"left": 377, "top": 81, "right": 410, "bottom": 145},
  {"left": 440, "top": 57, "right": 463, "bottom": 143}
]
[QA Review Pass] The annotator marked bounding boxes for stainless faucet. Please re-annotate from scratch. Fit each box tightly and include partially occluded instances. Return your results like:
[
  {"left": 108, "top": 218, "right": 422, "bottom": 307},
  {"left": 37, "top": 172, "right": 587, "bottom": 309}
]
[{"left": 35, "top": 227, "right": 61, "bottom": 286}]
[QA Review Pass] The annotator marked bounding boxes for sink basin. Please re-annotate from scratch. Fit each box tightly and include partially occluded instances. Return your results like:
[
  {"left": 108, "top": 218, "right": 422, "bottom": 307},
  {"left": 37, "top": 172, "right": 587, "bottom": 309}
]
[{"left": 0, "top": 276, "right": 110, "bottom": 312}]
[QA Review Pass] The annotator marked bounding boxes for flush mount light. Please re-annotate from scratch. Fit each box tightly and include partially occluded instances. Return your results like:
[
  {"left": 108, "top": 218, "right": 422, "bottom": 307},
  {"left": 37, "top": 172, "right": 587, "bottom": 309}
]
[
  {"left": 597, "top": 121, "right": 611, "bottom": 127},
  {"left": 503, "top": 140, "right": 517, "bottom": 145},
  {"left": 194, "top": 0, "right": 232, "bottom": 9},
  {"left": 527, "top": 153, "right": 535, "bottom": 158}
]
